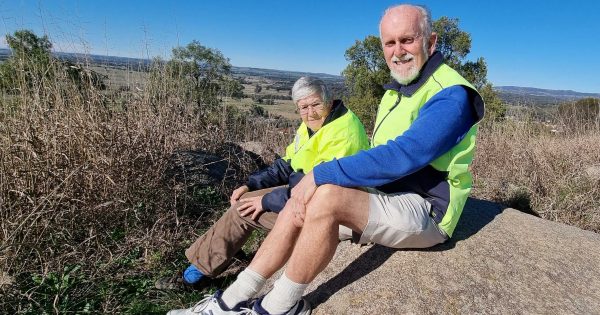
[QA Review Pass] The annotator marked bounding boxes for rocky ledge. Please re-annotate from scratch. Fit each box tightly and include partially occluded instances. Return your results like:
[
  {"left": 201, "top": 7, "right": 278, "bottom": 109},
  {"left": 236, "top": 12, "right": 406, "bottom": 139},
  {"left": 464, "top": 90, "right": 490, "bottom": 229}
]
[{"left": 262, "top": 198, "right": 600, "bottom": 314}]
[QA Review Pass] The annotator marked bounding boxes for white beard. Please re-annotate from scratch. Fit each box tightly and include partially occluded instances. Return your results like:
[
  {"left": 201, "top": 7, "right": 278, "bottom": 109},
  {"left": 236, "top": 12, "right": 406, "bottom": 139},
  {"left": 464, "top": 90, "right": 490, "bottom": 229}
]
[
  {"left": 390, "top": 44, "right": 430, "bottom": 85},
  {"left": 390, "top": 66, "right": 420, "bottom": 85}
]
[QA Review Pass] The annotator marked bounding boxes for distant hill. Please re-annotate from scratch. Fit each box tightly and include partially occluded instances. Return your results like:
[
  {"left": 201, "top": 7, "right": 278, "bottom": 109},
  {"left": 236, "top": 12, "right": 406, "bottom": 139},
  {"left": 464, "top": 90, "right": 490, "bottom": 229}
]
[
  {"left": 0, "top": 48, "right": 152, "bottom": 69},
  {"left": 495, "top": 86, "right": 600, "bottom": 106},
  {"left": 3, "top": 48, "right": 598, "bottom": 105},
  {"left": 231, "top": 66, "right": 342, "bottom": 83}
]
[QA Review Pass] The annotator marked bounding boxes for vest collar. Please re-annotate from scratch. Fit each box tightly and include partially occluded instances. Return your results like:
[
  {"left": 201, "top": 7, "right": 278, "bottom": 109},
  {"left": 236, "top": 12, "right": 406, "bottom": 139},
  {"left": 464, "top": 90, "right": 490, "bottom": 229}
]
[
  {"left": 383, "top": 51, "right": 444, "bottom": 97},
  {"left": 307, "top": 99, "right": 348, "bottom": 137}
]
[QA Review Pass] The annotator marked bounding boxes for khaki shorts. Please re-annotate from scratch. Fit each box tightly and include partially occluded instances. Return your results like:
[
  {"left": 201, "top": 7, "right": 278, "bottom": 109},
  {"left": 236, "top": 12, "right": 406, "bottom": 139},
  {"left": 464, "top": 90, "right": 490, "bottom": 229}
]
[{"left": 355, "top": 189, "right": 448, "bottom": 249}]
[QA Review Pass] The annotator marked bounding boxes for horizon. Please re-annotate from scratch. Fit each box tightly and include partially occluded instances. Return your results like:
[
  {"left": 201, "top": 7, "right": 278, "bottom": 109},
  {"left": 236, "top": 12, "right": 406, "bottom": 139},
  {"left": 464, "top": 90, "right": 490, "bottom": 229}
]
[
  {"left": 1, "top": 1, "right": 599, "bottom": 93},
  {"left": 2, "top": 47, "right": 599, "bottom": 96}
]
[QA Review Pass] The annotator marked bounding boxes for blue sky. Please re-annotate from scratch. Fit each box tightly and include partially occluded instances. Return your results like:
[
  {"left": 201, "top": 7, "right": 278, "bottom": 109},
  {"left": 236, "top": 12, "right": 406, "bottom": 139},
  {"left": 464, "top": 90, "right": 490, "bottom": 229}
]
[{"left": 1, "top": 0, "right": 598, "bottom": 93}]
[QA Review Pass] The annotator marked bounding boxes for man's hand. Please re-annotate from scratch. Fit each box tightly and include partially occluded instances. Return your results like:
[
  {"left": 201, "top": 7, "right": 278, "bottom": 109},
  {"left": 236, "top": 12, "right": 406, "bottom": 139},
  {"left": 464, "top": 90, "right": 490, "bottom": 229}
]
[
  {"left": 290, "top": 171, "right": 318, "bottom": 227},
  {"left": 237, "top": 196, "right": 265, "bottom": 220},
  {"left": 287, "top": 197, "right": 307, "bottom": 228},
  {"left": 291, "top": 171, "right": 318, "bottom": 204},
  {"left": 230, "top": 185, "right": 249, "bottom": 206}
]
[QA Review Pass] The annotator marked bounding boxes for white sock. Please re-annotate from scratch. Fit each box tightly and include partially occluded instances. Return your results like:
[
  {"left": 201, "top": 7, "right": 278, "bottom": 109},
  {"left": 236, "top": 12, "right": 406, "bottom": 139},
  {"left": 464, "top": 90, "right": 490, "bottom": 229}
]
[
  {"left": 262, "top": 272, "right": 308, "bottom": 314},
  {"left": 221, "top": 268, "right": 266, "bottom": 308}
]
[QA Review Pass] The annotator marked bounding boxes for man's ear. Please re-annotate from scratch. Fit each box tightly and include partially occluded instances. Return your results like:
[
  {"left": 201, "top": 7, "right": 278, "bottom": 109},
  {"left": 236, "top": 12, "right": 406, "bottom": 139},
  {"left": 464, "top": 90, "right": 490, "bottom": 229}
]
[{"left": 428, "top": 32, "right": 438, "bottom": 55}]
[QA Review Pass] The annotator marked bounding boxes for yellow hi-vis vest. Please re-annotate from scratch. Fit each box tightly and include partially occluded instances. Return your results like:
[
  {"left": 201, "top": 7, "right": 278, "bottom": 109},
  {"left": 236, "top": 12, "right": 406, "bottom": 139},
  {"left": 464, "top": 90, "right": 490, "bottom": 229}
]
[
  {"left": 372, "top": 64, "right": 484, "bottom": 237},
  {"left": 283, "top": 107, "right": 369, "bottom": 173}
]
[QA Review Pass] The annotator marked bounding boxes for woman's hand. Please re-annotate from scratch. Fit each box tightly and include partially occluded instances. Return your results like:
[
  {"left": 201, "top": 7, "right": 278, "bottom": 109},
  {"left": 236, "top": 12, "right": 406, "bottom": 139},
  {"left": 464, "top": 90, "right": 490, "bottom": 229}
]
[
  {"left": 237, "top": 195, "right": 265, "bottom": 220},
  {"left": 230, "top": 185, "right": 249, "bottom": 206}
]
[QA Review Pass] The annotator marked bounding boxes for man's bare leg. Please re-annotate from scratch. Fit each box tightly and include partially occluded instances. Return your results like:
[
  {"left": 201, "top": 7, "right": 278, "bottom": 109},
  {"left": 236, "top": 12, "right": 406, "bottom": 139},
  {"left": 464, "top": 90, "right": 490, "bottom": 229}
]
[
  {"left": 221, "top": 184, "right": 369, "bottom": 312},
  {"left": 248, "top": 206, "right": 302, "bottom": 277},
  {"left": 220, "top": 203, "right": 302, "bottom": 307},
  {"left": 286, "top": 184, "right": 369, "bottom": 282},
  {"left": 260, "top": 185, "right": 370, "bottom": 313}
]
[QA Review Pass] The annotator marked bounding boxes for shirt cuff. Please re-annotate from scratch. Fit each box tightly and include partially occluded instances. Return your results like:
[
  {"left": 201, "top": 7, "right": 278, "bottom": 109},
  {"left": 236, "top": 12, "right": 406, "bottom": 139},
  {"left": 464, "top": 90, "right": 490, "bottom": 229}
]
[{"left": 313, "top": 160, "right": 339, "bottom": 186}]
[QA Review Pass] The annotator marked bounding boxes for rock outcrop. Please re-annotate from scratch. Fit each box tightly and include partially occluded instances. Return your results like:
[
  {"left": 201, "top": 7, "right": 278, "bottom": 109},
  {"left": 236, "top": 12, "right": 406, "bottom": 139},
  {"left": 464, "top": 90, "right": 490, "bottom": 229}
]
[
  {"left": 164, "top": 142, "right": 268, "bottom": 193},
  {"left": 262, "top": 198, "right": 600, "bottom": 314}
]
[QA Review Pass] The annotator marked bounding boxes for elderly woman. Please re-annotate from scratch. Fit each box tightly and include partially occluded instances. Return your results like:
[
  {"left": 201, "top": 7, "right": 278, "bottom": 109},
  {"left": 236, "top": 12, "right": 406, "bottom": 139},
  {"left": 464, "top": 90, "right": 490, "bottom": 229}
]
[{"left": 159, "top": 76, "right": 368, "bottom": 290}]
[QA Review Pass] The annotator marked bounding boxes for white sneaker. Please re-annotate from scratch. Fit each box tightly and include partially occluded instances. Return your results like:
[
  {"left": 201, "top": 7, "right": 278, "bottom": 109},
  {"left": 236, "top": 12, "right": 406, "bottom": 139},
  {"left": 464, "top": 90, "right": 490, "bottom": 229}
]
[
  {"left": 167, "top": 290, "right": 252, "bottom": 315},
  {"left": 251, "top": 296, "right": 312, "bottom": 315}
]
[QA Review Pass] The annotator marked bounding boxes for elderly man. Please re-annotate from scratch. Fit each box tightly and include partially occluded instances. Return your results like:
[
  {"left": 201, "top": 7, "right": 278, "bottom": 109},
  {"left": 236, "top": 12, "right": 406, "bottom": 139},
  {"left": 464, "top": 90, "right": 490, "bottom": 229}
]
[
  {"left": 159, "top": 76, "right": 369, "bottom": 291},
  {"left": 168, "top": 4, "right": 484, "bottom": 315}
]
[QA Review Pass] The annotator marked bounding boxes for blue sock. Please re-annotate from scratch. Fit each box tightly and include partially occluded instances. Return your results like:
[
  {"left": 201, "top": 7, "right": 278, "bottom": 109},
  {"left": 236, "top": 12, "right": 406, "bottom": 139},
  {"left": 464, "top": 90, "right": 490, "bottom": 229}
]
[{"left": 183, "top": 264, "right": 204, "bottom": 284}]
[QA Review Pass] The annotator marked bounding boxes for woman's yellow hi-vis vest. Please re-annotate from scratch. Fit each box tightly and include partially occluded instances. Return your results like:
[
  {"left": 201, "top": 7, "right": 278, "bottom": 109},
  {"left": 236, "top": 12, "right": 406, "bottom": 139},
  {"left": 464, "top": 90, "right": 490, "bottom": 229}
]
[{"left": 284, "top": 107, "right": 369, "bottom": 174}]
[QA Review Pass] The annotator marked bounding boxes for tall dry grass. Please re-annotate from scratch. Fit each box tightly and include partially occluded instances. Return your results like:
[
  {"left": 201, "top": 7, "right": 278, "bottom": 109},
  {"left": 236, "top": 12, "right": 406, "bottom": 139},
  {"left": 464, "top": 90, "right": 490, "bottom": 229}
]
[
  {"left": 0, "top": 57, "right": 290, "bottom": 313},
  {"left": 473, "top": 119, "right": 600, "bottom": 232}
]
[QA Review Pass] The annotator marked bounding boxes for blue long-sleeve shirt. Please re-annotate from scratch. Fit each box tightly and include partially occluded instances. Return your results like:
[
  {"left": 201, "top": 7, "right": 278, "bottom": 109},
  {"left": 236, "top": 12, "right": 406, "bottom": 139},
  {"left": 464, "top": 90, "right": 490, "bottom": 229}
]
[{"left": 313, "top": 85, "right": 476, "bottom": 187}]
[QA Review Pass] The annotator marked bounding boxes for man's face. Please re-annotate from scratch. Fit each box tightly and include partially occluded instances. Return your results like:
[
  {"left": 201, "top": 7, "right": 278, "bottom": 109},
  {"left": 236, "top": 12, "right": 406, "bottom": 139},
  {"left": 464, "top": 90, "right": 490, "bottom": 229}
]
[
  {"left": 380, "top": 7, "right": 436, "bottom": 84},
  {"left": 297, "top": 93, "right": 331, "bottom": 132}
]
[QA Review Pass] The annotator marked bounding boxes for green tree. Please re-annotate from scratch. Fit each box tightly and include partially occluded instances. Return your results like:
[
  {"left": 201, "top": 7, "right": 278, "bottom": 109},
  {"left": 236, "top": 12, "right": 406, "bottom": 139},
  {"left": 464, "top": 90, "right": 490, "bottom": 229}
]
[
  {"left": 342, "top": 17, "right": 506, "bottom": 128},
  {"left": 0, "top": 30, "right": 53, "bottom": 93},
  {"left": 0, "top": 29, "right": 105, "bottom": 96},
  {"left": 433, "top": 17, "right": 505, "bottom": 120},
  {"left": 479, "top": 83, "right": 505, "bottom": 122},
  {"left": 6, "top": 29, "right": 52, "bottom": 60},
  {"left": 223, "top": 78, "right": 244, "bottom": 99},
  {"left": 166, "top": 40, "right": 232, "bottom": 109},
  {"left": 433, "top": 17, "right": 471, "bottom": 71},
  {"left": 341, "top": 35, "right": 390, "bottom": 130}
]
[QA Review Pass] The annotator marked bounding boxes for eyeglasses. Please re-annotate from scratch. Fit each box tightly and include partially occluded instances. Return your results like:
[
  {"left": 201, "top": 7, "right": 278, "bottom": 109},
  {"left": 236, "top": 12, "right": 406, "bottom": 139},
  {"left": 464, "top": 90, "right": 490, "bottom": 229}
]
[
  {"left": 297, "top": 103, "right": 324, "bottom": 114},
  {"left": 383, "top": 33, "right": 423, "bottom": 49}
]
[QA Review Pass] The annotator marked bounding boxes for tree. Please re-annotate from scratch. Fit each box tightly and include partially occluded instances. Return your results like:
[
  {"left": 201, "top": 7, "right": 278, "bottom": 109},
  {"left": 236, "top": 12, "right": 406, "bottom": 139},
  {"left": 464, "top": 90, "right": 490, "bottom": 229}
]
[
  {"left": 6, "top": 29, "right": 52, "bottom": 60},
  {"left": 342, "top": 17, "right": 506, "bottom": 128},
  {"left": 223, "top": 78, "right": 244, "bottom": 99},
  {"left": 341, "top": 35, "right": 390, "bottom": 130},
  {"left": 254, "top": 84, "right": 262, "bottom": 94},
  {"left": 0, "top": 30, "right": 53, "bottom": 93},
  {"left": 433, "top": 17, "right": 471, "bottom": 71},
  {"left": 433, "top": 17, "right": 505, "bottom": 120},
  {"left": 0, "top": 29, "right": 105, "bottom": 96},
  {"left": 479, "top": 83, "right": 505, "bottom": 122},
  {"left": 166, "top": 40, "right": 232, "bottom": 109}
]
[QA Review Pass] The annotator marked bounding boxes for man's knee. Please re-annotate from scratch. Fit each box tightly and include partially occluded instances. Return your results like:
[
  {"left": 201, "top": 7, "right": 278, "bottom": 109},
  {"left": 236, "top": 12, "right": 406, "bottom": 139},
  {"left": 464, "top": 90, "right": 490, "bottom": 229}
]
[
  {"left": 306, "top": 184, "right": 345, "bottom": 219},
  {"left": 276, "top": 206, "right": 297, "bottom": 224}
]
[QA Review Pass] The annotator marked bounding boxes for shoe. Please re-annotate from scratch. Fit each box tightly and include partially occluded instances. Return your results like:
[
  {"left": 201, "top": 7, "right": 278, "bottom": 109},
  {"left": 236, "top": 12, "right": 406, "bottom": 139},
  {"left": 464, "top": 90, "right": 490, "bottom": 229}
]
[
  {"left": 183, "top": 264, "right": 205, "bottom": 284},
  {"left": 250, "top": 296, "right": 311, "bottom": 315},
  {"left": 159, "top": 251, "right": 251, "bottom": 291},
  {"left": 167, "top": 290, "right": 252, "bottom": 315}
]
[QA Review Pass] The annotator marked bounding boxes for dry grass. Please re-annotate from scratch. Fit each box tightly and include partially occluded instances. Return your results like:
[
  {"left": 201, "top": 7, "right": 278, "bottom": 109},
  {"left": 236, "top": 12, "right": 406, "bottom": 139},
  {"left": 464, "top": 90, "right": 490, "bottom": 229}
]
[
  {"left": 473, "top": 120, "right": 600, "bottom": 232},
  {"left": 0, "top": 58, "right": 290, "bottom": 313}
]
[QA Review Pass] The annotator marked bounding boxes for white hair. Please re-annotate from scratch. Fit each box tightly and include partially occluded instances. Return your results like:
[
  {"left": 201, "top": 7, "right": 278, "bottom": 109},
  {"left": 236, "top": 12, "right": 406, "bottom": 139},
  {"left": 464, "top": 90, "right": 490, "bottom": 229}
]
[
  {"left": 380, "top": 4, "right": 433, "bottom": 47},
  {"left": 291, "top": 76, "right": 332, "bottom": 108}
]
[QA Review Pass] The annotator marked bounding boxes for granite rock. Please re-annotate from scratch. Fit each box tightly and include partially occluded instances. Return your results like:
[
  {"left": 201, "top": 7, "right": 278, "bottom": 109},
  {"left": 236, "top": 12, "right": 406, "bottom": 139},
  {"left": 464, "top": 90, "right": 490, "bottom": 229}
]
[{"left": 262, "top": 198, "right": 600, "bottom": 314}]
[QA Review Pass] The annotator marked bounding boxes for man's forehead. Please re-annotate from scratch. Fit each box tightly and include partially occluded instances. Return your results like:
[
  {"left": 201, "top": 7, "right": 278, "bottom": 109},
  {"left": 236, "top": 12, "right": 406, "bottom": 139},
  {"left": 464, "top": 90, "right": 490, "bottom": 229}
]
[{"left": 380, "top": 7, "right": 422, "bottom": 34}]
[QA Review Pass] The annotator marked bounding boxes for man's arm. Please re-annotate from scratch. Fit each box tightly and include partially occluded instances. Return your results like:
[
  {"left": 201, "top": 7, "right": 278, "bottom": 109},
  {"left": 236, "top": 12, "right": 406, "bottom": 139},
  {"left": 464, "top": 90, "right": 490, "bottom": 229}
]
[{"left": 314, "top": 85, "right": 477, "bottom": 187}]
